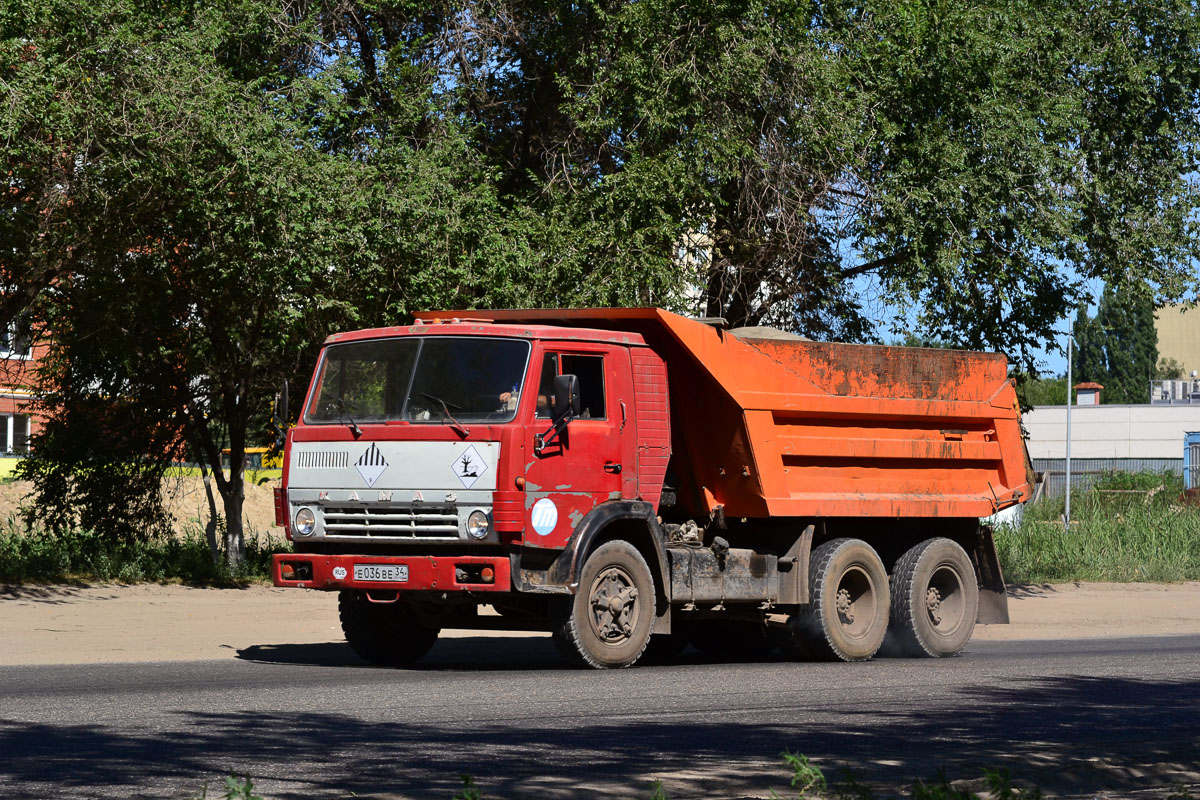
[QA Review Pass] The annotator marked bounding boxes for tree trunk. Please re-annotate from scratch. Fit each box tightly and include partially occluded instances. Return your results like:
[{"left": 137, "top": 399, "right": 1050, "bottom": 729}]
[
  {"left": 197, "top": 459, "right": 221, "bottom": 565},
  {"left": 188, "top": 390, "right": 250, "bottom": 571},
  {"left": 220, "top": 449, "right": 247, "bottom": 569}
]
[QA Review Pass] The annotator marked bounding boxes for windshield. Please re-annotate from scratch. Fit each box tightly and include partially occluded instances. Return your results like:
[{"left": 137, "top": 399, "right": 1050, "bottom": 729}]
[{"left": 305, "top": 336, "right": 531, "bottom": 425}]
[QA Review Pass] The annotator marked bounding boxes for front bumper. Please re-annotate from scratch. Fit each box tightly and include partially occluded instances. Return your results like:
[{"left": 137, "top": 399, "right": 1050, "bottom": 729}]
[{"left": 272, "top": 553, "right": 512, "bottom": 592}]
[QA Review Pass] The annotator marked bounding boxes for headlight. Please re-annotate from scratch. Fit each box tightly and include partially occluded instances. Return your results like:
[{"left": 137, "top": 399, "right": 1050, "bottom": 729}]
[
  {"left": 467, "top": 510, "right": 490, "bottom": 540},
  {"left": 294, "top": 507, "right": 316, "bottom": 536}
]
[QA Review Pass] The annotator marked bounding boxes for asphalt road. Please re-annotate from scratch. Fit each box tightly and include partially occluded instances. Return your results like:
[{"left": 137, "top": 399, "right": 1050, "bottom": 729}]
[{"left": 2, "top": 634, "right": 1198, "bottom": 800}]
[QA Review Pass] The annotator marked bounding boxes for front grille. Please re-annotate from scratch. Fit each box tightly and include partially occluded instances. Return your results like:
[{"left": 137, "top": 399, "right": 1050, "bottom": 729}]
[
  {"left": 297, "top": 451, "right": 349, "bottom": 469},
  {"left": 322, "top": 504, "right": 460, "bottom": 539}
]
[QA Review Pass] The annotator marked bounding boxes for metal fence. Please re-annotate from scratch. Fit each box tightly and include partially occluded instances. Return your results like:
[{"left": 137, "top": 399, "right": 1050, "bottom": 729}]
[
  {"left": 1031, "top": 458, "right": 1184, "bottom": 498},
  {"left": 1150, "top": 379, "right": 1200, "bottom": 405}
]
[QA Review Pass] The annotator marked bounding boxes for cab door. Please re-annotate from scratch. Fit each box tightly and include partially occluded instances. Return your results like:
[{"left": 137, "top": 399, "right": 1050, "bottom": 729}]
[{"left": 522, "top": 343, "right": 633, "bottom": 550}]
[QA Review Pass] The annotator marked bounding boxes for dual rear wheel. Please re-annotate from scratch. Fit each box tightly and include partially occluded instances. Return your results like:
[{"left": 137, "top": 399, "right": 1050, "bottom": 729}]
[
  {"left": 783, "top": 538, "right": 891, "bottom": 661},
  {"left": 885, "top": 537, "right": 978, "bottom": 658},
  {"left": 780, "top": 536, "right": 979, "bottom": 661}
]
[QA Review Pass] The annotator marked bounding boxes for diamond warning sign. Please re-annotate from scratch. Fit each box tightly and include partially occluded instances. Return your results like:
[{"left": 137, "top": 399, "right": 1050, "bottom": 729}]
[
  {"left": 355, "top": 443, "right": 389, "bottom": 488},
  {"left": 451, "top": 445, "right": 488, "bottom": 489}
]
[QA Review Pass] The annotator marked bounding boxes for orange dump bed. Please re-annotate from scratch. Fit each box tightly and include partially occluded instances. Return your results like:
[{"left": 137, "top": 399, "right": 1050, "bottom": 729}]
[{"left": 450, "top": 308, "right": 1031, "bottom": 521}]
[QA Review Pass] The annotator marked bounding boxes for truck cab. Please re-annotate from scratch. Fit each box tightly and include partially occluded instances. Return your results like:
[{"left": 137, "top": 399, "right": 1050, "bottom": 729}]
[{"left": 274, "top": 317, "right": 671, "bottom": 668}]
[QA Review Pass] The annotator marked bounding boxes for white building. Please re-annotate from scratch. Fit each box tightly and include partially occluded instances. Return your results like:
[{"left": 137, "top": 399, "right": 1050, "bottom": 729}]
[{"left": 1023, "top": 403, "right": 1200, "bottom": 460}]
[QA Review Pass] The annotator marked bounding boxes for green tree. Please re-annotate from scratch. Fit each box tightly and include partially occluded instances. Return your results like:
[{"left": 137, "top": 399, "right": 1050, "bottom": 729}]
[
  {"left": 539, "top": 0, "right": 1200, "bottom": 362},
  {"left": 1101, "top": 288, "right": 1159, "bottom": 404},
  {"left": 1072, "top": 306, "right": 1108, "bottom": 386},
  {"left": 1070, "top": 286, "right": 1160, "bottom": 404},
  {"left": 5, "top": 0, "right": 1200, "bottom": 551},
  {"left": 1, "top": 0, "right": 537, "bottom": 560},
  {"left": 1156, "top": 358, "right": 1185, "bottom": 380},
  {"left": 1014, "top": 375, "right": 1069, "bottom": 409}
]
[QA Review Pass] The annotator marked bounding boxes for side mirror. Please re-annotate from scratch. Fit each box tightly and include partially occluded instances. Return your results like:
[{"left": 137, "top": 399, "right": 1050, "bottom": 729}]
[{"left": 552, "top": 374, "right": 581, "bottom": 419}]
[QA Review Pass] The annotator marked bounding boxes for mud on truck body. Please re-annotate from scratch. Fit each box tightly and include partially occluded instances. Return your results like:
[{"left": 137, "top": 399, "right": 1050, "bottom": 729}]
[{"left": 273, "top": 308, "right": 1030, "bottom": 668}]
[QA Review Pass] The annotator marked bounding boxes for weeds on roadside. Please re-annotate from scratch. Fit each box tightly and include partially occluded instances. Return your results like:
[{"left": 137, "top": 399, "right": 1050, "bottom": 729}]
[
  {"left": 773, "top": 750, "right": 827, "bottom": 798},
  {"left": 0, "top": 515, "right": 290, "bottom": 584},
  {"left": 453, "top": 773, "right": 483, "bottom": 800},
  {"left": 996, "top": 470, "right": 1200, "bottom": 583},
  {"left": 180, "top": 757, "right": 1099, "bottom": 800},
  {"left": 908, "top": 768, "right": 1041, "bottom": 800},
  {"left": 193, "top": 774, "right": 264, "bottom": 800},
  {"left": 1168, "top": 780, "right": 1197, "bottom": 800}
]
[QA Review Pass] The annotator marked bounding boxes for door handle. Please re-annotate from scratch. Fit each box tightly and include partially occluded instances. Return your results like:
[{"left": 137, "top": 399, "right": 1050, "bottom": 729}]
[{"left": 603, "top": 462, "right": 622, "bottom": 474}]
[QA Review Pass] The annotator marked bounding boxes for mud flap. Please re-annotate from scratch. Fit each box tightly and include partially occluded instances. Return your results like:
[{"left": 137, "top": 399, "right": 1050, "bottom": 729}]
[{"left": 973, "top": 525, "right": 1010, "bottom": 624}]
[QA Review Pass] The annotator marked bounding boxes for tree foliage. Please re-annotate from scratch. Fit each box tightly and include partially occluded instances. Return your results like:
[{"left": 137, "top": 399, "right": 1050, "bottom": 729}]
[
  {"left": 1, "top": 0, "right": 546, "bottom": 555},
  {"left": 1071, "top": 286, "right": 1160, "bottom": 404},
  {"left": 1014, "top": 375, "right": 1069, "bottom": 409},
  {"left": 4, "top": 0, "right": 1200, "bottom": 548}
]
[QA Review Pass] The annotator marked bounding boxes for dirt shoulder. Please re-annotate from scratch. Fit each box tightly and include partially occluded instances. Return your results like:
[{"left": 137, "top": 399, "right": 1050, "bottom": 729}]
[{"left": 2, "top": 581, "right": 1199, "bottom": 667}]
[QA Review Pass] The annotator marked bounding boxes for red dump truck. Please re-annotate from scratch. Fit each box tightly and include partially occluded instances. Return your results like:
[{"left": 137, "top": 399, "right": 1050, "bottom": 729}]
[{"left": 272, "top": 308, "right": 1029, "bottom": 668}]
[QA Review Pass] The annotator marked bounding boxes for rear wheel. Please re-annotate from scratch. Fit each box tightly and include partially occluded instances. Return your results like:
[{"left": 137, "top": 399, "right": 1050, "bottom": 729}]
[
  {"left": 552, "top": 540, "right": 656, "bottom": 668},
  {"left": 886, "top": 538, "right": 978, "bottom": 657},
  {"left": 787, "top": 538, "right": 890, "bottom": 662},
  {"left": 338, "top": 591, "right": 440, "bottom": 667}
]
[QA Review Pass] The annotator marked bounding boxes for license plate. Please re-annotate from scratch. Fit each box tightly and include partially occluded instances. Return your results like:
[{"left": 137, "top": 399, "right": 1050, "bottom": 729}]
[{"left": 353, "top": 563, "right": 409, "bottom": 582}]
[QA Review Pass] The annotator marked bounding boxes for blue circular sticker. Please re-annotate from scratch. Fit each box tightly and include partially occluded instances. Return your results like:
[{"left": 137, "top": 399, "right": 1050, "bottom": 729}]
[{"left": 531, "top": 498, "right": 558, "bottom": 536}]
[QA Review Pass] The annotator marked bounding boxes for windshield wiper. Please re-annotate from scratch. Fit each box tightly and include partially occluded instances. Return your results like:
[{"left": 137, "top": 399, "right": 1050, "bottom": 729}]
[
  {"left": 420, "top": 392, "right": 470, "bottom": 438},
  {"left": 332, "top": 399, "right": 363, "bottom": 439}
]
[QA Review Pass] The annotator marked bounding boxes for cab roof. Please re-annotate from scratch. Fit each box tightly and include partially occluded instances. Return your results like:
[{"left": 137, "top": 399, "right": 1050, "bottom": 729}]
[{"left": 322, "top": 312, "right": 650, "bottom": 347}]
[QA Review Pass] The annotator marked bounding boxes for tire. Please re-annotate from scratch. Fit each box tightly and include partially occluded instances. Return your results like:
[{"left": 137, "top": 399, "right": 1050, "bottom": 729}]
[
  {"left": 789, "top": 538, "right": 890, "bottom": 662},
  {"left": 887, "top": 538, "right": 978, "bottom": 658},
  {"left": 551, "top": 540, "right": 656, "bottom": 669},
  {"left": 338, "top": 590, "right": 440, "bottom": 667}
]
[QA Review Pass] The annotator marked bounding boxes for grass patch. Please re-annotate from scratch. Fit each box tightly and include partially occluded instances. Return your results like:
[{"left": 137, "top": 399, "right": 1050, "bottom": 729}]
[
  {"left": 6, "top": 468, "right": 1198, "bottom": 586},
  {"left": 997, "top": 471, "right": 1200, "bottom": 583},
  {"left": 0, "top": 517, "right": 290, "bottom": 585},
  {"left": 202, "top": 756, "right": 1052, "bottom": 800}
]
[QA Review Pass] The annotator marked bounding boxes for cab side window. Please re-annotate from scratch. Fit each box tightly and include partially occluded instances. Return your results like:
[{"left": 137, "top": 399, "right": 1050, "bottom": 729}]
[
  {"left": 535, "top": 354, "right": 558, "bottom": 418},
  {"left": 536, "top": 353, "right": 606, "bottom": 419}
]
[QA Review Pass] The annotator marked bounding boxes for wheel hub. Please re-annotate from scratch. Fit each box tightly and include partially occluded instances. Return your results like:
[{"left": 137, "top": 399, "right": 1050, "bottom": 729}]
[
  {"left": 926, "top": 587, "right": 943, "bottom": 626},
  {"left": 589, "top": 567, "right": 639, "bottom": 643},
  {"left": 836, "top": 587, "right": 855, "bottom": 623}
]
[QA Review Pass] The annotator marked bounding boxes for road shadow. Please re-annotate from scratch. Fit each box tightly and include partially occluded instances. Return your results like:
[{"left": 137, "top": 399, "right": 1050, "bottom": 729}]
[
  {"left": 0, "top": 584, "right": 110, "bottom": 603},
  {"left": 1, "top": 582, "right": 264, "bottom": 603},
  {"left": 235, "top": 642, "right": 365, "bottom": 667},
  {"left": 1005, "top": 582, "right": 1061, "bottom": 598},
  {"left": 236, "top": 637, "right": 566, "bottom": 670},
  {"left": 1, "top": 668, "right": 1197, "bottom": 799},
  {"left": 236, "top": 635, "right": 783, "bottom": 671}
]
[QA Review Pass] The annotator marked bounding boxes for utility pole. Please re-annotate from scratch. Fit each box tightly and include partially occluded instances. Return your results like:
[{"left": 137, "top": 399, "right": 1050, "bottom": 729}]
[{"left": 1065, "top": 317, "right": 1073, "bottom": 532}]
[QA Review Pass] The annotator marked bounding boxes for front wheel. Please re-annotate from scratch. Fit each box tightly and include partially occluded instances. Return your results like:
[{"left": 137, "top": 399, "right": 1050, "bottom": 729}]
[
  {"left": 552, "top": 540, "right": 656, "bottom": 668},
  {"left": 886, "top": 538, "right": 978, "bottom": 657},
  {"left": 787, "top": 538, "right": 890, "bottom": 662},
  {"left": 338, "top": 591, "right": 440, "bottom": 667}
]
